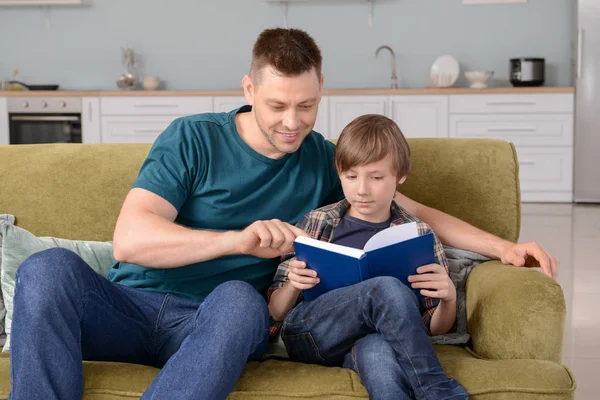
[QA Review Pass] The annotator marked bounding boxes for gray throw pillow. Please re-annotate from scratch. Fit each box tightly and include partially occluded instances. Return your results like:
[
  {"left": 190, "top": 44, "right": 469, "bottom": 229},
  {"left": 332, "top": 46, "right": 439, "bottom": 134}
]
[
  {"left": 0, "top": 215, "right": 16, "bottom": 348},
  {"left": 0, "top": 223, "right": 115, "bottom": 353}
]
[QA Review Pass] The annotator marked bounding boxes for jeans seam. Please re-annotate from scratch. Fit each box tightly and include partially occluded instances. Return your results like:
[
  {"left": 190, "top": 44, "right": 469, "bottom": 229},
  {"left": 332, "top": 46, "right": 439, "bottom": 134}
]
[
  {"left": 152, "top": 294, "right": 171, "bottom": 356},
  {"left": 362, "top": 289, "right": 432, "bottom": 400},
  {"left": 350, "top": 345, "right": 365, "bottom": 389}
]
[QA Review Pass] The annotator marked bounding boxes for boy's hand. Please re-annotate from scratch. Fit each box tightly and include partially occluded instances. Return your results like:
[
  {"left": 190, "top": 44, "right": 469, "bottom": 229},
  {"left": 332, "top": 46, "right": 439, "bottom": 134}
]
[
  {"left": 235, "top": 220, "right": 308, "bottom": 259},
  {"left": 288, "top": 259, "right": 320, "bottom": 291},
  {"left": 407, "top": 264, "right": 456, "bottom": 303}
]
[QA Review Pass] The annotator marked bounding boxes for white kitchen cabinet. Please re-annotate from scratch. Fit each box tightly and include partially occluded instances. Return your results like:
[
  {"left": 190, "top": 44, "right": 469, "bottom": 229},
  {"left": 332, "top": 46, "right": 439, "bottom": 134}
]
[
  {"left": 449, "top": 93, "right": 574, "bottom": 114},
  {"left": 516, "top": 147, "right": 573, "bottom": 203},
  {"left": 313, "top": 96, "right": 329, "bottom": 138},
  {"left": 449, "top": 114, "right": 573, "bottom": 147},
  {"left": 212, "top": 96, "right": 247, "bottom": 113},
  {"left": 449, "top": 93, "right": 574, "bottom": 203},
  {"left": 100, "top": 96, "right": 213, "bottom": 143},
  {"left": 389, "top": 95, "right": 449, "bottom": 138},
  {"left": 0, "top": 97, "right": 8, "bottom": 145},
  {"left": 328, "top": 95, "right": 388, "bottom": 138},
  {"left": 101, "top": 116, "right": 179, "bottom": 144},
  {"left": 81, "top": 97, "right": 101, "bottom": 144},
  {"left": 101, "top": 97, "right": 212, "bottom": 117}
]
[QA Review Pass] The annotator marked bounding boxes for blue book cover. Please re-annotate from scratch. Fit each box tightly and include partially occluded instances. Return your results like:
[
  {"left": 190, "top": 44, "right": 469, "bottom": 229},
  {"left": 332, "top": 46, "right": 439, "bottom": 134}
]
[{"left": 295, "top": 222, "right": 435, "bottom": 301}]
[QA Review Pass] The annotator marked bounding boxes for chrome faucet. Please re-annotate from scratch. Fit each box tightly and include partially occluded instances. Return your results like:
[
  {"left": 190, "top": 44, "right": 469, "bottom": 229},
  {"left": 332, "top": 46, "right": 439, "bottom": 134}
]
[{"left": 375, "top": 45, "right": 398, "bottom": 89}]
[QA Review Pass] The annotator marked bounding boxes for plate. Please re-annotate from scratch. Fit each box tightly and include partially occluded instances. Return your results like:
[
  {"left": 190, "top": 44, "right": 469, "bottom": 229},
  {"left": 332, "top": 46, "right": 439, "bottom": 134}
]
[{"left": 430, "top": 55, "right": 460, "bottom": 87}]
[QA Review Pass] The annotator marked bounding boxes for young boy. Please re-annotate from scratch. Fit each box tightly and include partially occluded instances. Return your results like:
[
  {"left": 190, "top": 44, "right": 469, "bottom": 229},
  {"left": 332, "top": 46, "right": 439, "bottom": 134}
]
[{"left": 268, "top": 114, "right": 469, "bottom": 400}]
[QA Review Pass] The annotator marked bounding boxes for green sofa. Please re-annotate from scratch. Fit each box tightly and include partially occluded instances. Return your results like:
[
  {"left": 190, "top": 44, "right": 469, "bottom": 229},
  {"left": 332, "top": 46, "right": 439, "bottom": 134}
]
[{"left": 0, "top": 139, "right": 576, "bottom": 399}]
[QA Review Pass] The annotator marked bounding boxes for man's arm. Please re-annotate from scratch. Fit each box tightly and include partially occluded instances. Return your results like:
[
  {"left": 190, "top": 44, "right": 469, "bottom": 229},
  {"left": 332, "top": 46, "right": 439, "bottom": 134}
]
[
  {"left": 113, "top": 188, "right": 305, "bottom": 268},
  {"left": 395, "top": 192, "right": 559, "bottom": 278}
]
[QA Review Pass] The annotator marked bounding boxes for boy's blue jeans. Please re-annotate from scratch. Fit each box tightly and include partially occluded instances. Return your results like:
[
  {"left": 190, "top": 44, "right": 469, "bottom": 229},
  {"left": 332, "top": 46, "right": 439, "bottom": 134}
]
[
  {"left": 282, "top": 276, "right": 469, "bottom": 400},
  {"left": 9, "top": 248, "right": 270, "bottom": 400}
]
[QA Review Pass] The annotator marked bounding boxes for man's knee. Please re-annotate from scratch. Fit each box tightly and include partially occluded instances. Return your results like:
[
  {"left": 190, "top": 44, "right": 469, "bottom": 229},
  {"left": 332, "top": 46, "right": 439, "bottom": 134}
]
[
  {"left": 205, "top": 280, "right": 269, "bottom": 330},
  {"left": 16, "top": 248, "right": 90, "bottom": 300}
]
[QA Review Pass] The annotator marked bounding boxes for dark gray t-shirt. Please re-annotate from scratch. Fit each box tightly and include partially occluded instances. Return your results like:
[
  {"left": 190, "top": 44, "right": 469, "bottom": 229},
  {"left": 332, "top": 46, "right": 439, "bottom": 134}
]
[{"left": 330, "top": 213, "right": 392, "bottom": 249}]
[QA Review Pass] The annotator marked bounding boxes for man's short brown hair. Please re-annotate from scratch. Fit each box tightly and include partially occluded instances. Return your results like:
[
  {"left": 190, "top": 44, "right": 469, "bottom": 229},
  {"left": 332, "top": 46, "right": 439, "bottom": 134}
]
[
  {"left": 250, "top": 28, "right": 322, "bottom": 82},
  {"left": 335, "top": 114, "right": 411, "bottom": 178}
]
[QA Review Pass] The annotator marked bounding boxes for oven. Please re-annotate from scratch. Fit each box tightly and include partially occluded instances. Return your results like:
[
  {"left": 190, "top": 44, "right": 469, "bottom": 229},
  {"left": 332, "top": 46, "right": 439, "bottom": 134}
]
[{"left": 8, "top": 97, "right": 82, "bottom": 145}]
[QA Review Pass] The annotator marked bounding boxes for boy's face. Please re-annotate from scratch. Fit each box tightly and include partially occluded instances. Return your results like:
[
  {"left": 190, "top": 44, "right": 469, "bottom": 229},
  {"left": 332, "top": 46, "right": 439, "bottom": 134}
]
[
  {"left": 242, "top": 66, "right": 323, "bottom": 158},
  {"left": 340, "top": 154, "right": 406, "bottom": 223}
]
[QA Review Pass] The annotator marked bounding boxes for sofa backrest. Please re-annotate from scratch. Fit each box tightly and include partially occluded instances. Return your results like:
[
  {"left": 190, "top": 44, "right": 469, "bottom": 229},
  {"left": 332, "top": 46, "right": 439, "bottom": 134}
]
[{"left": 0, "top": 138, "right": 520, "bottom": 243}]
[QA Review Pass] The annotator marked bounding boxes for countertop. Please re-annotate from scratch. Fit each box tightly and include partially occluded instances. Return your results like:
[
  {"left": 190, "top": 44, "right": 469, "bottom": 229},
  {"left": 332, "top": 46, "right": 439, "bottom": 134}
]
[{"left": 0, "top": 87, "right": 576, "bottom": 97}]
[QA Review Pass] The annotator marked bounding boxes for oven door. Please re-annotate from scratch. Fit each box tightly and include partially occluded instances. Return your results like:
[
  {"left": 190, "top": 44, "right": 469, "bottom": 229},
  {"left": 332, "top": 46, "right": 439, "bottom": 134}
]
[{"left": 9, "top": 113, "right": 82, "bottom": 144}]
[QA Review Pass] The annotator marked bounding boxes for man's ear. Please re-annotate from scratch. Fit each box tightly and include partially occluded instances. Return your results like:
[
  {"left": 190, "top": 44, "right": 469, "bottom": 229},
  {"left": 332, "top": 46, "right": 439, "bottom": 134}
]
[{"left": 242, "top": 75, "right": 254, "bottom": 106}]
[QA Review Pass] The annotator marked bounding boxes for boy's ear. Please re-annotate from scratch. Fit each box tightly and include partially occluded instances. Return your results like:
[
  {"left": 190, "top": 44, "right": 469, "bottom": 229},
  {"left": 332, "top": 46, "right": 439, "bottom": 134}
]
[{"left": 397, "top": 175, "right": 408, "bottom": 185}]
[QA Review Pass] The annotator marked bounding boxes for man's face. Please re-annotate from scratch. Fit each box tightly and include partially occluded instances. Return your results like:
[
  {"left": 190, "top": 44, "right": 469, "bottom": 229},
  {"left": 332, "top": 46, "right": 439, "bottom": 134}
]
[{"left": 243, "top": 66, "right": 323, "bottom": 158}]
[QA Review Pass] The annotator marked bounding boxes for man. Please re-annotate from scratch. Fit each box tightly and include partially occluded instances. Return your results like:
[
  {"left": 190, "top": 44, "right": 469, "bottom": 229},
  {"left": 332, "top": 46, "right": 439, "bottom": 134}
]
[{"left": 9, "top": 28, "right": 558, "bottom": 400}]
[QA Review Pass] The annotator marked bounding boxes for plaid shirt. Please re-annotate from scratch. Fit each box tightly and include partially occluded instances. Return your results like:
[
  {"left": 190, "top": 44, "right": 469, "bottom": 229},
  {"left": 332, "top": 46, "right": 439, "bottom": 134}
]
[{"left": 268, "top": 199, "right": 449, "bottom": 338}]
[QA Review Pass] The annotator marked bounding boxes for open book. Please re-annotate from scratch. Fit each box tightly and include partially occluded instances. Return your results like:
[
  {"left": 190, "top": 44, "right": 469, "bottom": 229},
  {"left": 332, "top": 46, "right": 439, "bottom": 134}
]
[{"left": 293, "top": 222, "right": 435, "bottom": 301}]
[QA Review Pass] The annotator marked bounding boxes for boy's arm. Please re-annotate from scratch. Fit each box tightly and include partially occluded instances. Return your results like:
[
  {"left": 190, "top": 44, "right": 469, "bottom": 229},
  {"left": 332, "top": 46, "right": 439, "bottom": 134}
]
[
  {"left": 412, "top": 225, "right": 456, "bottom": 336},
  {"left": 268, "top": 258, "right": 302, "bottom": 321},
  {"left": 267, "top": 216, "right": 313, "bottom": 321},
  {"left": 395, "top": 192, "right": 558, "bottom": 279}
]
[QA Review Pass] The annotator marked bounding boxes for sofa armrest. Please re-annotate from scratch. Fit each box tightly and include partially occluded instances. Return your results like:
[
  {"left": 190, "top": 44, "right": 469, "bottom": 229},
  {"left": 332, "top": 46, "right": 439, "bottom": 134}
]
[{"left": 466, "top": 261, "right": 566, "bottom": 363}]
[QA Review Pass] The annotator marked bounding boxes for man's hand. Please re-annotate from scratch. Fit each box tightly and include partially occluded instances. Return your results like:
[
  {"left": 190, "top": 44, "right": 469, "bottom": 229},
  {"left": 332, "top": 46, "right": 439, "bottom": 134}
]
[
  {"left": 500, "top": 242, "right": 559, "bottom": 279},
  {"left": 235, "top": 219, "right": 308, "bottom": 259},
  {"left": 407, "top": 264, "right": 456, "bottom": 303},
  {"left": 287, "top": 259, "right": 320, "bottom": 291}
]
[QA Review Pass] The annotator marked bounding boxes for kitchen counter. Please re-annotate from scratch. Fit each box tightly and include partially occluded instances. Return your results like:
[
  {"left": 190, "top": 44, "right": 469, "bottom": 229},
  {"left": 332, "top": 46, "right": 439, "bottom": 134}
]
[{"left": 0, "top": 87, "right": 575, "bottom": 97}]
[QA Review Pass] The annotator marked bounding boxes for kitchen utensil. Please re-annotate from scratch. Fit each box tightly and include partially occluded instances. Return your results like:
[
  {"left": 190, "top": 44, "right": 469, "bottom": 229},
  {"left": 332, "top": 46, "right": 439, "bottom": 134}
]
[
  {"left": 465, "top": 71, "right": 494, "bottom": 88},
  {"left": 430, "top": 55, "right": 460, "bottom": 87},
  {"left": 510, "top": 58, "right": 545, "bottom": 87},
  {"left": 7, "top": 81, "right": 59, "bottom": 91}
]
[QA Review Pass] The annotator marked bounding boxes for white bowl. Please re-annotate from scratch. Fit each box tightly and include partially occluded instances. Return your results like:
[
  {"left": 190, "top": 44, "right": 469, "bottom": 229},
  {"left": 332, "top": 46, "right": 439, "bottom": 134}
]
[
  {"left": 143, "top": 76, "right": 161, "bottom": 90},
  {"left": 465, "top": 71, "right": 494, "bottom": 89}
]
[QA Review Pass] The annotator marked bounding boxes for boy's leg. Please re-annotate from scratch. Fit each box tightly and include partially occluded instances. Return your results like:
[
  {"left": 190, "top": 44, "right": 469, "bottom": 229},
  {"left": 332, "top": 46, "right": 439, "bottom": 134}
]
[
  {"left": 9, "top": 248, "right": 162, "bottom": 400},
  {"left": 142, "top": 280, "right": 270, "bottom": 400},
  {"left": 343, "top": 333, "right": 413, "bottom": 400},
  {"left": 282, "top": 276, "right": 468, "bottom": 400}
]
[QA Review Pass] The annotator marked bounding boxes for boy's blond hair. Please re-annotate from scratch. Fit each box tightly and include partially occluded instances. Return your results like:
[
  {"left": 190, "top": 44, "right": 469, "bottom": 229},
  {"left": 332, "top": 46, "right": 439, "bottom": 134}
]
[{"left": 334, "top": 114, "right": 411, "bottom": 179}]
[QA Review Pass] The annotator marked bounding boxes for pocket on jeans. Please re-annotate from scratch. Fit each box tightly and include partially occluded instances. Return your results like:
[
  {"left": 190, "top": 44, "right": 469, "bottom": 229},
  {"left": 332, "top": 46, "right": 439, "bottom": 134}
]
[{"left": 282, "top": 332, "right": 333, "bottom": 366}]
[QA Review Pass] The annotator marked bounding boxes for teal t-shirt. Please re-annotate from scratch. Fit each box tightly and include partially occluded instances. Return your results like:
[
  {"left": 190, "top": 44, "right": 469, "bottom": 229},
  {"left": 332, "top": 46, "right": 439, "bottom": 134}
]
[{"left": 106, "top": 106, "right": 343, "bottom": 303}]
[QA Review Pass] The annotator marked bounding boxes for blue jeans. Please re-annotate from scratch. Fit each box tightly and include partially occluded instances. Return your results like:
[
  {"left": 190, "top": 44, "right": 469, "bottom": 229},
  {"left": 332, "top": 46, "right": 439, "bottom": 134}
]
[
  {"left": 9, "top": 248, "right": 270, "bottom": 400},
  {"left": 282, "top": 276, "right": 469, "bottom": 400}
]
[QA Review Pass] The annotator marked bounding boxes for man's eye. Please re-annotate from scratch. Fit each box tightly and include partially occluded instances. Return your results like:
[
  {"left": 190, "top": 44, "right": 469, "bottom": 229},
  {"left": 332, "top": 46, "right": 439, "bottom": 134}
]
[
  {"left": 300, "top": 105, "right": 313, "bottom": 110},
  {"left": 271, "top": 106, "right": 284, "bottom": 111}
]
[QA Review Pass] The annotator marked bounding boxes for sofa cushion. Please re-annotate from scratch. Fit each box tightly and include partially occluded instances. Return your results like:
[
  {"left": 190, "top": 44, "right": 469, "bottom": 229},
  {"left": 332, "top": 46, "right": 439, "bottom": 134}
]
[
  {"left": 0, "top": 346, "right": 575, "bottom": 399},
  {"left": 0, "top": 224, "right": 115, "bottom": 352}
]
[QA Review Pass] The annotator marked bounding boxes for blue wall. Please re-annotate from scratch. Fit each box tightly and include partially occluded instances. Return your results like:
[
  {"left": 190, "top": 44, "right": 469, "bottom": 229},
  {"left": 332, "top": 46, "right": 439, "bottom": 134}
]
[{"left": 0, "top": 0, "right": 574, "bottom": 90}]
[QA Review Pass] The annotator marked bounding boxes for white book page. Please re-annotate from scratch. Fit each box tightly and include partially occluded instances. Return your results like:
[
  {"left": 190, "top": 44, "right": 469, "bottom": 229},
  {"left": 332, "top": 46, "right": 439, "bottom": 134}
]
[
  {"left": 363, "top": 222, "right": 419, "bottom": 252},
  {"left": 295, "top": 236, "right": 365, "bottom": 258}
]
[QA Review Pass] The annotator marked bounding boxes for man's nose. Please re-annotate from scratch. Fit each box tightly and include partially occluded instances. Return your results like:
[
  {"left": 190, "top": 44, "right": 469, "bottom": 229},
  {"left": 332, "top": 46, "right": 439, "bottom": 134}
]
[{"left": 283, "top": 110, "right": 301, "bottom": 131}]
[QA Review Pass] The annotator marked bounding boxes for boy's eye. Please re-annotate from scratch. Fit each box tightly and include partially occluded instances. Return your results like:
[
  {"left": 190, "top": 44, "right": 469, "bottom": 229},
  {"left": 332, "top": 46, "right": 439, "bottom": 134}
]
[
  {"left": 345, "top": 175, "right": 357, "bottom": 179},
  {"left": 372, "top": 176, "right": 383, "bottom": 180}
]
